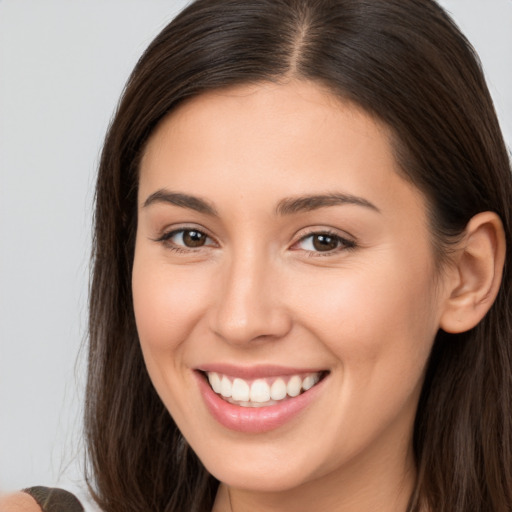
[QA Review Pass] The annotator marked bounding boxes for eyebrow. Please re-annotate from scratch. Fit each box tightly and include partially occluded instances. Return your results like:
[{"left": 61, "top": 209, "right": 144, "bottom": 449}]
[
  {"left": 142, "top": 189, "right": 380, "bottom": 216},
  {"left": 276, "top": 193, "right": 380, "bottom": 215},
  {"left": 142, "top": 190, "right": 218, "bottom": 216}
]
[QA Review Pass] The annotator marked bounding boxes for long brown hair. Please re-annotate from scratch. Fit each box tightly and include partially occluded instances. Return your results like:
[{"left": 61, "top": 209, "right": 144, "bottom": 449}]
[{"left": 85, "top": 1, "right": 512, "bottom": 510}]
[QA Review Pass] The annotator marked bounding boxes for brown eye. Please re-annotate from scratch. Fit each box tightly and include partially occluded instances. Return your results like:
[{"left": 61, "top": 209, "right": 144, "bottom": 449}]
[
  {"left": 162, "top": 229, "right": 213, "bottom": 249},
  {"left": 182, "top": 230, "right": 207, "bottom": 247},
  {"left": 294, "top": 231, "right": 355, "bottom": 254},
  {"left": 312, "top": 234, "right": 339, "bottom": 251}
]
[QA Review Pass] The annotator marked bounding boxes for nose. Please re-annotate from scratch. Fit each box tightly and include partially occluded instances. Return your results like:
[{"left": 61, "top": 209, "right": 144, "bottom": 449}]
[{"left": 209, "top": 249, "right": 292, "bottom": 346}]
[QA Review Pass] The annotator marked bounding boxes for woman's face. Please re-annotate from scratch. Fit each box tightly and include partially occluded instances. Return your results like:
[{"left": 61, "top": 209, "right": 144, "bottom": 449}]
[{"left": 133, "top": 81, "right": 450, "bottom": 495}]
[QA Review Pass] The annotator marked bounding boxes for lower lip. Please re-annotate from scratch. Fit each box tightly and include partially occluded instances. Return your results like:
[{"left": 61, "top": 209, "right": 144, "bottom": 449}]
[{"left": 195, "top": 372, "right": 327, "bottom": 433}]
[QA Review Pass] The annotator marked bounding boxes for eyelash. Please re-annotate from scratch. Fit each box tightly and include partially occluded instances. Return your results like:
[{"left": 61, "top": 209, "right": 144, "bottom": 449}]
[
  {"left": 155, "top": 228, "right": 216, "bottom": 253},
  {"left": 293, "top": 230, "right": 357, "bottom": 256},
  {"left": 155, "top": 228, "right": 357, "bottom": 256}
]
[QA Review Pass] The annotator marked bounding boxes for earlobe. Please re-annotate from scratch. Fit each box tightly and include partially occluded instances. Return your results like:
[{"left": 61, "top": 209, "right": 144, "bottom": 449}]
[{"left": 440, "top": 211, "right": 506, "bottom": 334}]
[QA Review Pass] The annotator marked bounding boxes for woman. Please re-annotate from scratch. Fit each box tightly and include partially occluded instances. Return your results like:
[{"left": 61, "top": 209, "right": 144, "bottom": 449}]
[{"left": 4, "top": 0, "right": 510, "bottom": 511}]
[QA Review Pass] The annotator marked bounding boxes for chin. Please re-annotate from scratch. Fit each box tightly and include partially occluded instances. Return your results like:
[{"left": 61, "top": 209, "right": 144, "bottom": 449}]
[
  {"left": 207, "top": 461, "right": 315, "bottom": 493},
  {"left": 191, "top": 435, "right": 330, "bottom": 494}
]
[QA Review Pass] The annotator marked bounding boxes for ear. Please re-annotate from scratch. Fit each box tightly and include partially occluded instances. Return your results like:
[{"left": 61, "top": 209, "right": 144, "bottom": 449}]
[{"left": 440, "top": 211, "right": 506, "bottom": 334}]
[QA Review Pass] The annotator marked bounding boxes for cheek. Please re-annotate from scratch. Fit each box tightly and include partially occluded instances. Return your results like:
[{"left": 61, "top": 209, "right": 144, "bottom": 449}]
[
  {"left": 294, "top": 252, "right": 439, "bottom": 391},
  {"left": 286, "top": 259, "right": 439, "bottom": 463},
  {"left": 132, "top": 255, "right": 210, "bottom": 354},
  {"left": 131, "top": 249, "right": 214, "bottom": 421}
]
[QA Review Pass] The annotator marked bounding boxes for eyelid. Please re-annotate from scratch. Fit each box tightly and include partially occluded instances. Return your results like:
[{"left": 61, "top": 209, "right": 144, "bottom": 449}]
[
  {"left": 152, "top": 224, "right": 356, "bottom": 255},
  {"left": 290, "top": 227, "right": 357, "bottom": 254},
  {"left": 153, "top": 224, "right": 218, "bottom": 249}
]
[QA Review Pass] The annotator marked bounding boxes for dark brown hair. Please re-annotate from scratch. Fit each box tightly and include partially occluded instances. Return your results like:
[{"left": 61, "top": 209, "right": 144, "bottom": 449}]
[{"left": 85, "top": 1, "right": 512, "bottom": 511}]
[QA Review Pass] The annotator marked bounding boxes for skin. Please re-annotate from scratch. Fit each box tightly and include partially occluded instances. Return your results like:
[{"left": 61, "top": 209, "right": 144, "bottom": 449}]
[
  {"left": 0, "top": 493, "right": 40, "bottom": 512},
  {"left": 132, "top": 80, "right": 458, "bottom": 512}
]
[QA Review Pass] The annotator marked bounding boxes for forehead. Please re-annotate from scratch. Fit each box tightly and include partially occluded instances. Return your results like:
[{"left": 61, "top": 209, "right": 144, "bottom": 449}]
[
  {"left": 143, "top": 80, "right": 390, "bottom": 162},
  {"left": 139, "top": 80, "right": 425, "bottom": 220}
]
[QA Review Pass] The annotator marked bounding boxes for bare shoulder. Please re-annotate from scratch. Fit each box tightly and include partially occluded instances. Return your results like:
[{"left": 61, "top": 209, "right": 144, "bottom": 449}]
[{"left": 0, "top": 492, "right": 41, "bottom": 512}]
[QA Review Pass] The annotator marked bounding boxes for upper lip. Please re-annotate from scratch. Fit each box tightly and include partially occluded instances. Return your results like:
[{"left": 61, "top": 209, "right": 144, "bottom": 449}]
[{"left": 196, "top": 364, "right": 328, "bottom": 380}]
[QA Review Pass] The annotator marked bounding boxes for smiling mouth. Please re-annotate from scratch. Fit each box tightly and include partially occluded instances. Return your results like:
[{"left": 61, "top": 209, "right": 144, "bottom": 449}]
[{"left": 203, "top": 371, "right": 328, "bottom": 408}]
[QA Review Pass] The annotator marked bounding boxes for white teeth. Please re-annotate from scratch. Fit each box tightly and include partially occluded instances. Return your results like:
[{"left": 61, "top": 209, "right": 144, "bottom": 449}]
[
  {"left": 232, "top": 378, "right": 250, "bottom": 401},
  {"left": 287, "top": 375, "right": 302, "bottom": 397},
  {"left": 270, "top": 378, "right": 287, "bottom": 400},
  {"left": 250, "top": 379, "right": 271, "bottom": 403},
  {"left": 220, "top": 375, "right": 232, "bottom": 398},
  {"left": 208, "top": 372, "right": 222, "bottom": 394},
  {"left": 206, "top": 371, "right": 324, "bottom": 405},
  {"left": 302, "top": 374, "right": 319, "bottom": 391}
]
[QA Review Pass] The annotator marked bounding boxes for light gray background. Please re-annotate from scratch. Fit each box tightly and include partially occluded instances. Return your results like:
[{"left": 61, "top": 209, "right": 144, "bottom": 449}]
[{"left": 1, "top": 0, "right": 511, "bottom": 508}]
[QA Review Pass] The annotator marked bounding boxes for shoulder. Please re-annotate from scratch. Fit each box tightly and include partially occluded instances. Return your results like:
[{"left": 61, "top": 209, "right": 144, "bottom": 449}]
[
  {"left": 0, "top": 492, "right": 41, "bottom": 512},
  {"left": 0, "top": 488, "right": 84, "bottom": 512}
]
